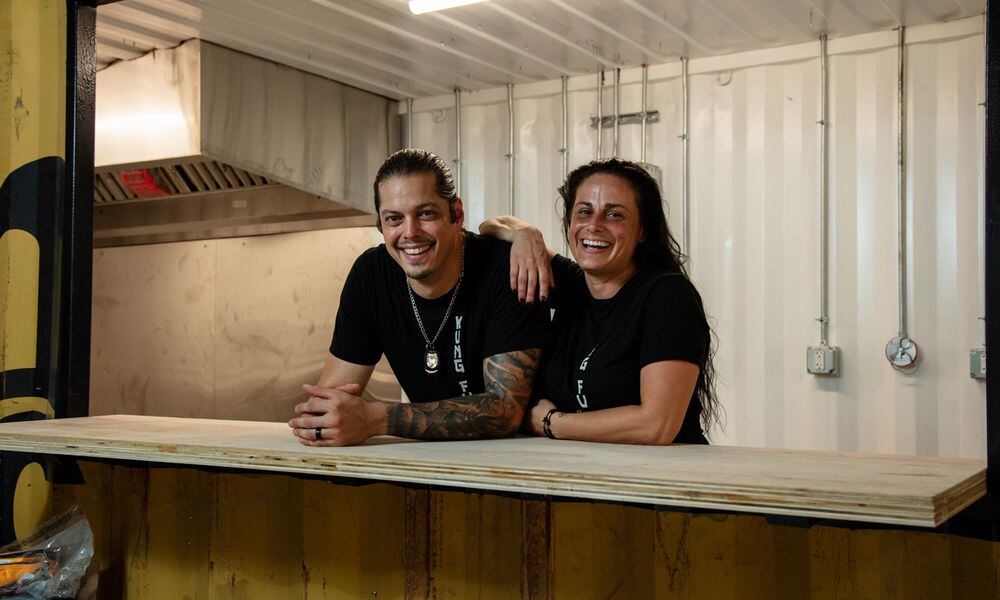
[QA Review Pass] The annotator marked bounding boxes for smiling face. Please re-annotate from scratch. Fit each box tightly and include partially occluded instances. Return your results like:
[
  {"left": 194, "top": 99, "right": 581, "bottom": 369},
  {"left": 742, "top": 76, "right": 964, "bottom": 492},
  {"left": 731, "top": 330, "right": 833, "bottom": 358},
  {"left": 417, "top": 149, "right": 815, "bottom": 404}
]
[
  {"left": 377, "top": 172, "right": 465, "bottom": 295},
  {"left": 568, "top": 173, "right": 643, "bottom": 281}
]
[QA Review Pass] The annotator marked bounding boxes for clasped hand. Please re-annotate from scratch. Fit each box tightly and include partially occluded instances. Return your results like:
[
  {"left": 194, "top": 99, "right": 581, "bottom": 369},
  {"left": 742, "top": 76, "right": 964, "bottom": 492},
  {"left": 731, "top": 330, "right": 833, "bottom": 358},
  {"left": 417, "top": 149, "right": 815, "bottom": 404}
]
[{"left": 288, "top": 383, "right": 379, "bottom": 447}]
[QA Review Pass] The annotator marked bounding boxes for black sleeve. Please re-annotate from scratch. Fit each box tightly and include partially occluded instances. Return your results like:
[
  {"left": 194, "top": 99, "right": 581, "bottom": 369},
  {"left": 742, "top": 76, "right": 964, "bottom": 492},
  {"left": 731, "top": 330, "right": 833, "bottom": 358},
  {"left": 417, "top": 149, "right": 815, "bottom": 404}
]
[
  {"left": 483, "top": 254, "right": 551, "bottom": 358},
  {"left": 548, "top": 254, "right": 585, "bottom": 311},
  {"left": 329, "top": 254, "right": 382, "bottom": 366},
  {"left": 639, "top": 275, "right": 710, "bottom": 368}
]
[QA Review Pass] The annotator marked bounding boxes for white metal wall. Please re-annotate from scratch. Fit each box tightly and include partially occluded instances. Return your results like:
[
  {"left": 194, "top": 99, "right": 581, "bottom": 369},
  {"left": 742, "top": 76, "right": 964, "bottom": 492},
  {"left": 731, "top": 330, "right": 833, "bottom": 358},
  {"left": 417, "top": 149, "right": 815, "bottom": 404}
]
[{"left": 407, "top": 17, "right": 987, "bottom": 457}]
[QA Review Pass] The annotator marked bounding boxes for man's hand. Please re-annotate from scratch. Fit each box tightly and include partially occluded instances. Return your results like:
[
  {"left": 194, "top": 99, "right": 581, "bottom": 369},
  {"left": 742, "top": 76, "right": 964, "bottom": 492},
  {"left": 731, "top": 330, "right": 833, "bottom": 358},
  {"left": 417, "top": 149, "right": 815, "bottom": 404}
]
[{"left": 289, "top": 382, "right": 386, "bottom": 447}]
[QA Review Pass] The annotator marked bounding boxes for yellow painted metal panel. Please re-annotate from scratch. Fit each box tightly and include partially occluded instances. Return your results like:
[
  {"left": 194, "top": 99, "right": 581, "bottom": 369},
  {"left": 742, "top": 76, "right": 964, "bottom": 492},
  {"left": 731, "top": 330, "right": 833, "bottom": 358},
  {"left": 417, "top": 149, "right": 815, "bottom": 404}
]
[
  {"left": 119, "top": 466, "right": 150, "bottom": 600},
  {"left": 13, "top": 461, "right": 51, "bottom": 539},
  {"left": 300, "top": 481, "right": 406, "bottom": 598},
  {"left": 209, "top": 473, "right": 306, "bottom": 599},
  {"left": 142, "top": 468, "right": 214, "bottom": 600},
  {"left": 0, "top": 396, "right": 52, "bottom": 420},
  {"left": 50, "top": 466, "right": 1000, "bottom": 599},
  {"left": 0, "top": 0, "right": 66, "bottom": 176},
  {"left": 0, "top": 230, "right": 39, "bottom": 372},
  {"left": 809, "top": 526, "right": 952, "bottom": 599},
  {"left": 949, "top": 534, "right": 1000, "bottom": 600},
  {"left": 771, "top": 519, "right": 812, "bottom": 598},
  {"left": 111, "top": 465, "right": 146, "bottom": 600},
  {"left": 652, "top": 512, "right": 797, "bottom": 599},
  {"left": 475, "top": 492, "right": 525, "bottom": 595},
  {"left": 429, "top": 490, "right": 523, "bottom": 598},
  {"left": 0, "top": 14, "right": 64, "bottom": 563},
  {"left": 95, "top": 465, "right": 215, "bottom": 599},
  {"left": 551, "top": 502, "right": 655, "bottom": 599}
]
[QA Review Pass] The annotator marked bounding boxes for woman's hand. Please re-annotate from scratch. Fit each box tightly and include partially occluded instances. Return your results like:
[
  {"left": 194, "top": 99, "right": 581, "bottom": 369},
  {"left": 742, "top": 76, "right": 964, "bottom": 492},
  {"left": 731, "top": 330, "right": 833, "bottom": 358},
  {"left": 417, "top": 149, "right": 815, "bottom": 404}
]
[
  {"left": 510, "top": 227, "right": 553, "bottom": 304},
  {"left": 527, "top": 398, "right": 558, "bottom": 437}
]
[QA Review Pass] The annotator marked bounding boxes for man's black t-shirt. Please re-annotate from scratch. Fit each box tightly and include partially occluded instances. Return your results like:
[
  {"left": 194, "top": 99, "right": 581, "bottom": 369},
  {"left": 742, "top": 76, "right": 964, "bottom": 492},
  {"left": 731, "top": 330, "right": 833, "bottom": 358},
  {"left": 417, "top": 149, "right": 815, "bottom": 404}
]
[
  {"left": 330, "top": 232, "right": 548, "bottom": 403},
  {"left": 541, "top": 255, "right": 710, "bottom": 444}
]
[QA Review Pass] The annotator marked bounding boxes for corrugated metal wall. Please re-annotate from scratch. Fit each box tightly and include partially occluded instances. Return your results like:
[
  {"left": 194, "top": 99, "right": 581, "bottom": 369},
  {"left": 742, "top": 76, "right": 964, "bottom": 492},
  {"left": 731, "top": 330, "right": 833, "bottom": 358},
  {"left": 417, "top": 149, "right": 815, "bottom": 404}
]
[{"left": 408, "top": 18, "right": 986, "bottom": 457}]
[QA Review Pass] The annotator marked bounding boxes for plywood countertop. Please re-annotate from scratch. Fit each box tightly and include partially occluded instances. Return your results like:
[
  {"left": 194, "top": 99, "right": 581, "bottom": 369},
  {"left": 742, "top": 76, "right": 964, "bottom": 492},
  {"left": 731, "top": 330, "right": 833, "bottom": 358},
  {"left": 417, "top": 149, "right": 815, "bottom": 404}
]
[{"left": 0, "top": 415, "right": 984, "bottom": 528}]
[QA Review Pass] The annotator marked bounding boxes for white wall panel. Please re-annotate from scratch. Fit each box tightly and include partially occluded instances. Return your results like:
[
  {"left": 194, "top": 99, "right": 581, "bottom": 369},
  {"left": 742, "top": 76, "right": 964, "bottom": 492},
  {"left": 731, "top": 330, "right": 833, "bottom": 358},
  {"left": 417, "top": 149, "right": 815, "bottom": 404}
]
[
  {"left": 689, "top": 60, "right": 827, "bottom": 452},
  {"left": 408, "top": 21, "right": 986, "bottom": 458}
]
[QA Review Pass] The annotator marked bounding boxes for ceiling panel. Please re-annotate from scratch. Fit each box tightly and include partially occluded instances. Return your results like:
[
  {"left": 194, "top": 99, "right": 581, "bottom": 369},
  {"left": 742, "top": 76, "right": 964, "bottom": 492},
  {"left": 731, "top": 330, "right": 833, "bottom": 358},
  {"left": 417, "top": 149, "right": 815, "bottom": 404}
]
[{"left": 98, "top": 0, "right": 985, "bottom": 99}]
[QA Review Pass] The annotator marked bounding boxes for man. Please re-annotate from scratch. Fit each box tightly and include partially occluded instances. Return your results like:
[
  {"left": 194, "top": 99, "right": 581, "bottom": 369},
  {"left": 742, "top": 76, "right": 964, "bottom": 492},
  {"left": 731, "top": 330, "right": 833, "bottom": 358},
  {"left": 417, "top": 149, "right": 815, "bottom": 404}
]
[{"left": 288, "top": 149, "right": 548, "bottom": 446}]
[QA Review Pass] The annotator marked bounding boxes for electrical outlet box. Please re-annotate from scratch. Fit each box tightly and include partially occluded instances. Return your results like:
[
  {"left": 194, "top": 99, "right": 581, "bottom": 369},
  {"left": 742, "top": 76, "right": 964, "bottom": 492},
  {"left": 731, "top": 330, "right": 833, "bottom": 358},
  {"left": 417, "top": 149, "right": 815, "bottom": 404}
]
[
  {"left": 970, "top": 348, "right": 986, "bottom": 380},
  {"left": 807, "top": 346, "right": 839, "bottom": 375}
]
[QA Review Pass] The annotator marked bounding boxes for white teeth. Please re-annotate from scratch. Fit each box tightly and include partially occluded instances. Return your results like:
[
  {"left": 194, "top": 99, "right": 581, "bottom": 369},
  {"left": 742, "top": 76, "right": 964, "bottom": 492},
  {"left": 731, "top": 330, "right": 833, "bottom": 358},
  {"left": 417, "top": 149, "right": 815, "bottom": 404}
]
[
  {"left": 402, "top": 246, "right": 429, "bottom": 255},
  {"left": 581, "top": 239, "right": 611, "bottom": 249}
]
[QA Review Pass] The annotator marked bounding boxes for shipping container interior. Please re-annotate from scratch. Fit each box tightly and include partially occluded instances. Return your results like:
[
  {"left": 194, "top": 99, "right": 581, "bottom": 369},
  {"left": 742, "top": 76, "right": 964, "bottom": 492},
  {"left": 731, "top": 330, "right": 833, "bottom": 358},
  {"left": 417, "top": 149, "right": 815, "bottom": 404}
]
[{"left": 92, "top": 1, "right": 987, "bottom": 458}]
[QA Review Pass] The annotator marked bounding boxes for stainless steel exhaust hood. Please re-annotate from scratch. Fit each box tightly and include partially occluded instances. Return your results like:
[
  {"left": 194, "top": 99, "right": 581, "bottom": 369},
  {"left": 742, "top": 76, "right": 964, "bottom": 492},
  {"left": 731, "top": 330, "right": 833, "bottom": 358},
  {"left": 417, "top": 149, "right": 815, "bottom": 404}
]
[{"left": 95, "top": 40, "right": 397, "bottom": 246}]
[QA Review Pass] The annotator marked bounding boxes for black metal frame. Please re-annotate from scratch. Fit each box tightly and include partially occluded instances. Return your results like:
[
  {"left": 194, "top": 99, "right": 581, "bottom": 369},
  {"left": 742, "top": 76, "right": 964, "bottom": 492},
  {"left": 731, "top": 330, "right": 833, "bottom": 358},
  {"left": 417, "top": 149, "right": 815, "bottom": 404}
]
[
  {"left": 986, "top": 1, "right": 1000, "bottom": 501},
  {"left": 59, "top": 0, "right": 96, "bottom": 419}
]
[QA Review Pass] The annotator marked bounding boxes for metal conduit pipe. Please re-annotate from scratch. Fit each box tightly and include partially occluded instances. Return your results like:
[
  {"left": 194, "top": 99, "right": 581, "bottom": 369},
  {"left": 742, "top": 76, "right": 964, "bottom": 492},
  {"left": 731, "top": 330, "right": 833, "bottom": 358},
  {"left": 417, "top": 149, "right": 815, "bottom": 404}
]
[
  {"left": 406, "top": 98, "right": 414, "bottom": 148},
  {"left": 507, "top": 83, "right": 515, "bottom": 214},
  {"left": 454, "top": 88, "right": 462, "bottom": 194},
  {"left": 640, "top": 64, "right": 648, "bottom": 163},
  {"left": 561, "top": 75, "right": 570, "bottom": 255},
  {"left": 613, "top": 68, "right": 621, "bottom": 157},
  {"left": 806, "top": 34, "right": 841, "bottom": 376},
  {"left": 681, "top": 57, "right": 690, "bottom": 254},
  {"left": 883, "top": 25, "right": 919, "bottom": 371},
  {"left": 596, "top": 70, "right": 604, "bottom": 159},
  {"left": 819, "top": 33, "right": 830, "bottom": 346},
  {"left": 896, "top": 26, "right": 908, "bottom": 338},
  {"left": 561, "top": 75, "right": 569, "bottom": 179}
]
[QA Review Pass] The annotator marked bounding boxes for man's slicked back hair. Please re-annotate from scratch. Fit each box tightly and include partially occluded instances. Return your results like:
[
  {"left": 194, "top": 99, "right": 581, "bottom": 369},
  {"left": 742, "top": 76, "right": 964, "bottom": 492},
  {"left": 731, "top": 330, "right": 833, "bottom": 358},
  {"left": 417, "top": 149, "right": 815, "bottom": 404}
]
[{"left": 373, "top": 149, "right": 458, "bottom": 230}]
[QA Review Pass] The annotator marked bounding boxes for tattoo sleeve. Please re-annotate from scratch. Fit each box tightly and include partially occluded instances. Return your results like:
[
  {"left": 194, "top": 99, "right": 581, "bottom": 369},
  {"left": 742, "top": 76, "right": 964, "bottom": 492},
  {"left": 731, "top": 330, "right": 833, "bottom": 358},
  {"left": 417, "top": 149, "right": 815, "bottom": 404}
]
[{"left": 385, "top": 348, "right": 541, "bottom": 440}]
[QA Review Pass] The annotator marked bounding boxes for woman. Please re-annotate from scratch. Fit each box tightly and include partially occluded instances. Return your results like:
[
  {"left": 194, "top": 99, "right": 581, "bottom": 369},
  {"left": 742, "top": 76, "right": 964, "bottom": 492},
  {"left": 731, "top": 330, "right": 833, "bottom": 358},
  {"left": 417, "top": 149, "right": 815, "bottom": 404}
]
[{"left": 479, "top": 158, "right": 720, "bottom": 444}]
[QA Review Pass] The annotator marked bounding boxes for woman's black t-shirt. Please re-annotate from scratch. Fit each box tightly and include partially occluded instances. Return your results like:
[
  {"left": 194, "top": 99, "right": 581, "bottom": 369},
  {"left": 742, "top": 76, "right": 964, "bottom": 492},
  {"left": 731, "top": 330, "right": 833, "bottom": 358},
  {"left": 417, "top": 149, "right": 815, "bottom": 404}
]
[{"left": 541, "top": 255, "right": 710, "bottom": 444}]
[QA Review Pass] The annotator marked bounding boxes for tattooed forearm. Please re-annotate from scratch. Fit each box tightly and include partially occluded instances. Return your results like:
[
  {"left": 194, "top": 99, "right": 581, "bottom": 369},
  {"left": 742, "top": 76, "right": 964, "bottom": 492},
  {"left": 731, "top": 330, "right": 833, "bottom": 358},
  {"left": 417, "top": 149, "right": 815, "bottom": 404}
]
[
  {"left": 386, "top": 392, "right": 517, "bottom": 440},
  {"left": 386, "top": 348, "right": 540, "bottom": 440}
]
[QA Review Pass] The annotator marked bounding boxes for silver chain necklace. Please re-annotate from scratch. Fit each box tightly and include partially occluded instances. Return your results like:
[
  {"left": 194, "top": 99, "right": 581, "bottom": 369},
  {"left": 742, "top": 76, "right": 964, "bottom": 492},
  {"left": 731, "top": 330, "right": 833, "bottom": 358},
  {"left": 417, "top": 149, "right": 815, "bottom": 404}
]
[{"left": 405, "top": 238, "right": 465, "bottom": 374}]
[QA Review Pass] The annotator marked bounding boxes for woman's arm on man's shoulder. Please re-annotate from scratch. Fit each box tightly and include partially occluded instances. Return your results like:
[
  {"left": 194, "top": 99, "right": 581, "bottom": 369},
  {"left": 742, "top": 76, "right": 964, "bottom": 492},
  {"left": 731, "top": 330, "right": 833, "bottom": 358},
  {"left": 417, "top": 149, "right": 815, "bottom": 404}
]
[{"left": 479, "top": 216, "right": 556, "bottom": 304}]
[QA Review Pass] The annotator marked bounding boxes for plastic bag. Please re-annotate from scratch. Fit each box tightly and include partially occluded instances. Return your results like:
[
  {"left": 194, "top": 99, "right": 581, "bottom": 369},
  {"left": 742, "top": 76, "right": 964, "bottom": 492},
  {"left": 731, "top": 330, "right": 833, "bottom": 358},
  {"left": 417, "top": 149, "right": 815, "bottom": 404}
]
[{"left": 0, "top": 506, "right": 93, "bottom": 599}]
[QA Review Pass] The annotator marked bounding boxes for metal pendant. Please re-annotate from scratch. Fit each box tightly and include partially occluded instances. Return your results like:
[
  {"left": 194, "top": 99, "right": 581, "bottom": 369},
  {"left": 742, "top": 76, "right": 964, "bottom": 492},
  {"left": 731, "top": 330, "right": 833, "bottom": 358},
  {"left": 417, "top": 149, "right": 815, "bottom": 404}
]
[{"left": 424, "top": 348, "right": 440, "bottom": 374}]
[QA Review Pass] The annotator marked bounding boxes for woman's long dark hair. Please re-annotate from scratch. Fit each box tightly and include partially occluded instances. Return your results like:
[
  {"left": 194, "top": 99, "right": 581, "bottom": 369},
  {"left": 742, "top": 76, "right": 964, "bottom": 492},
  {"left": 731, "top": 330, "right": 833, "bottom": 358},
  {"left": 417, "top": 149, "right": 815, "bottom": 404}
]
[{"left": 558, "top": 158, "right": 724, "bottom": 437}]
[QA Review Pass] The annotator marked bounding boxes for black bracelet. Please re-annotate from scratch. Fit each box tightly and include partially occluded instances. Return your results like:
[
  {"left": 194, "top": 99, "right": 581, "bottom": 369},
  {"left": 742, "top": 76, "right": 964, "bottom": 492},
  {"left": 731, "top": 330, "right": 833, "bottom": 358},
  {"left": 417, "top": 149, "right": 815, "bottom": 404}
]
[{"left": 542, "top": 408, "right": 560, "bottom": 439}]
